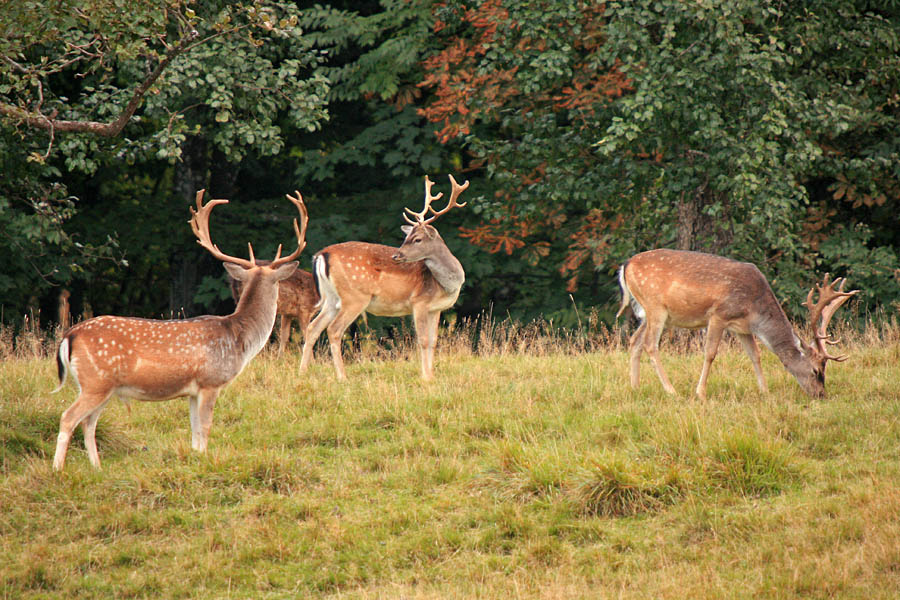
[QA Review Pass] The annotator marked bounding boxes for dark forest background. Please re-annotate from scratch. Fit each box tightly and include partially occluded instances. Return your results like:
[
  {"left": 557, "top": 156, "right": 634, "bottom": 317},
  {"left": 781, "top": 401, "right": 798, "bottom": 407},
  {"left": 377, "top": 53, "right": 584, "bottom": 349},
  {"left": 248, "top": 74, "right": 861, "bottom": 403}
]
[{"left": 2, "top": 0, "right": 899, "bottom": 336}]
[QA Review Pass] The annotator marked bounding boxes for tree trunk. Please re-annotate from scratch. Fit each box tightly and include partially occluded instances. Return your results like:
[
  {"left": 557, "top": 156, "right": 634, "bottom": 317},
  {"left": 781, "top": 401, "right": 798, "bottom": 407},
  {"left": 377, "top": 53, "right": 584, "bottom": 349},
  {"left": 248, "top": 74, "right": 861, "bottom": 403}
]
[
  {"left": 169, "top": 135, "right": 208, "bottom": 316},
  {"left": 676, "top": 185, "right": 733, "bottom": 253}
]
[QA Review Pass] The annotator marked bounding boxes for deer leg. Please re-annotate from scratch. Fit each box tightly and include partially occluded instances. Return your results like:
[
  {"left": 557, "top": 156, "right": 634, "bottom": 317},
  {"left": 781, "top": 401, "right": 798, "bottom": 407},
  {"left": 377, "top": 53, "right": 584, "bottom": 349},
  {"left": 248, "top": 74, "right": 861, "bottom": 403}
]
[
  {"left": 299, "top": 309, "right": 312, "bottom": 344},
  {"left": 628, "top": 322, "right": 647, "bottom": 388},
  {"left": 189, "top": 396, "right": 200, "bottom": 448},
  {"left": 82, "top": 402, "right": 111, "bottom": 469},
  {"left": 413, "top": 308, "right": 440, "bottom": 381},
  {"left": 54, "top": 389, "right": 112, "bottom": 470},
  {"left": 325, "top": 304, "right": 367, "bottom": 381},
  {"left": 277, "top": 315, "right": 291, "bottom": 355},
  {"left": 696, "top": 319, "right": 726, "bottom": 400},
  {"left": 643, "top": 316, "right": 677, "bottom": 395},
  {"left": 300, "top": 301, "right": 338, "bottom": 372},
  {"left": 190, "top": 388, "right": 220, "bottom": 452},
  {"left": 738, "top": 333, "right": 769, "bottom": 394},
  {"left": 426, "top": 311, "right": 441, "bottom": 379}
]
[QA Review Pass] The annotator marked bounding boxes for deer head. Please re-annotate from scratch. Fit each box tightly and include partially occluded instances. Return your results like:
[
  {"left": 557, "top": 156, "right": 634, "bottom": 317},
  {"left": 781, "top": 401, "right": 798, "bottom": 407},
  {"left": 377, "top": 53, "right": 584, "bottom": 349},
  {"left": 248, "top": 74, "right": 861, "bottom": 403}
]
[
  {"left": 791, "top": 274, "right": 860, "bottom": 397},
  {"left": 393, "top": 174, "right": 469, "bottom": 264}
]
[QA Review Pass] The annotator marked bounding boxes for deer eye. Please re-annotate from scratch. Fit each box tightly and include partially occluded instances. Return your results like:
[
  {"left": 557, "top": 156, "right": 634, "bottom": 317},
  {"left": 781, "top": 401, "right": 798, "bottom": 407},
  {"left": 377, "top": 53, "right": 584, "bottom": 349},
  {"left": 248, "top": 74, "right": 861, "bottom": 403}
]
[{"left": 414, "top": 238, "right": 422, "bottom": 243}]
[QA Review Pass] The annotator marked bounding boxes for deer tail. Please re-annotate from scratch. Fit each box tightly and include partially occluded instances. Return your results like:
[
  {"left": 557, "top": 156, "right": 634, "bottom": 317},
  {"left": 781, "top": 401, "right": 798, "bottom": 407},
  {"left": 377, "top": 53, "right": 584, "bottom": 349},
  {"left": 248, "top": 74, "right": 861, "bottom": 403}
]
[
  {"left": 51, "top": 336, "right": 71, "bottom": 394},
  {"left": 312, "top": 253, "right": 341, "bottom": 312},
  {"left": 616, "top": 261, "right": 645, "bottom": 321}
]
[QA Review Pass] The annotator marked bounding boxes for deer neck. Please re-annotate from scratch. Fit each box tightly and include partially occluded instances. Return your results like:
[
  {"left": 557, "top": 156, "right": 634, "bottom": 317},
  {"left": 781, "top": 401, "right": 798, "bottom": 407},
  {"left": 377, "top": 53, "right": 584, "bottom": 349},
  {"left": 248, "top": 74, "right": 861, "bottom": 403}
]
[
  {"left": 229, "top": 276, "right": 279, "bottom": 355},
  {"left": 423, "top": 244, "right": 465, "bottom": 293},
  {"left": 751, "top": 302, "right": 812, "bottom": 375}
]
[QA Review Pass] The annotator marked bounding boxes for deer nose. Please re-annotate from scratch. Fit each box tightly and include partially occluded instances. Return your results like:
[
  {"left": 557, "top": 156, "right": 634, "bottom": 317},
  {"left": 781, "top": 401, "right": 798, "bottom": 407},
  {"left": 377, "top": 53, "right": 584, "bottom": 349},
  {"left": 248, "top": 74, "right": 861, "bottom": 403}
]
[{"left": 392, "top": 251, "right": 404, "bottom": 262}]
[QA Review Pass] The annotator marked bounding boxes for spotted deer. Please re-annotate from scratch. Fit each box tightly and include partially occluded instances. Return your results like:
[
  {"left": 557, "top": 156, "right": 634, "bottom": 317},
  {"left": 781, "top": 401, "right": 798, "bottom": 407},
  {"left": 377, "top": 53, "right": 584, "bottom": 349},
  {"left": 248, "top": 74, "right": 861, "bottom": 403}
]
[
  {"left": 617, "top": 249, "right": 858, "bottom": 399},
  {"left": 299, "top": 174, "right": 469, "bottom": 381},
  {"left": 51, "top": 190, "right": 308, "bottom": 470},
  {"left": 229, "top": 262, "right": 319, "bottom": 354}
]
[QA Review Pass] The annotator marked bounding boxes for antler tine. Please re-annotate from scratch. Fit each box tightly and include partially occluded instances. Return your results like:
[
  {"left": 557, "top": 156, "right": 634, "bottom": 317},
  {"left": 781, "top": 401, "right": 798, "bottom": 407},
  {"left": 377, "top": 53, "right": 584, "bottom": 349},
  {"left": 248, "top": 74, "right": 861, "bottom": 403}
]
[
  {"left": 403, "top": 176, "right": 443, "bottom": 225},
  {"left": 269, "top": 190, "right": 309, "bottom": 267},
  {"left": 803, "top": 272, "right": 859, "bottom": 361},
  {"left": 189, "top": 190, "right": 255, "bottom": 269},
  {"left": 421, "top": 174, "right": 470, "bottom": 225}
]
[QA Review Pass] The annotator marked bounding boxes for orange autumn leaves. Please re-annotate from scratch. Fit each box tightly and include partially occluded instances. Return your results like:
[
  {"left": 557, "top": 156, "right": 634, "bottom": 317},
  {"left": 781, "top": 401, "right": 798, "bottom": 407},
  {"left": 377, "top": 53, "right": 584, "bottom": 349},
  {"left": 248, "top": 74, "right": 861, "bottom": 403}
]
[{"left": 418, "top": 1, "right": 630, "bottom": 291}]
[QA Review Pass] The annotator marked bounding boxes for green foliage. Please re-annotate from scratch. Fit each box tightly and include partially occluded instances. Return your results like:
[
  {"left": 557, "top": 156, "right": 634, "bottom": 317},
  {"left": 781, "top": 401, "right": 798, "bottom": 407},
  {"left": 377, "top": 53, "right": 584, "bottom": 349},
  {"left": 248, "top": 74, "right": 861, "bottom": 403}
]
[
  {"left": 0, "top": 131, "right": 122, "bottom": 319},
  {"left": 419, "top": 0, "right": 900, "bottom": 319},
  {"left": 141, "top": 2, "right": 331, "bottom": 163},
  {"left": 2, "top": 0, "right": 899, "bottom": 331},
  {"left": 817, "top": 223, "right": 900, "bottom": 312},
  {"left": 0, "top": 1, "right": 332, "bottom": 322}
]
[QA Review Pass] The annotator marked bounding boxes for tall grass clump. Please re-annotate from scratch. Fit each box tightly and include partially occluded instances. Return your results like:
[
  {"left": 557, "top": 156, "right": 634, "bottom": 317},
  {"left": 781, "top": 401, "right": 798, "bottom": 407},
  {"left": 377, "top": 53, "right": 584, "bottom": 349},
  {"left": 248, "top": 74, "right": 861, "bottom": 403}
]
[
  {"left": 707, "top": 433, "right": 801, "bottom": 498},
  {"left": 571, "top": 460, "right": 685, "bottom": 518}
]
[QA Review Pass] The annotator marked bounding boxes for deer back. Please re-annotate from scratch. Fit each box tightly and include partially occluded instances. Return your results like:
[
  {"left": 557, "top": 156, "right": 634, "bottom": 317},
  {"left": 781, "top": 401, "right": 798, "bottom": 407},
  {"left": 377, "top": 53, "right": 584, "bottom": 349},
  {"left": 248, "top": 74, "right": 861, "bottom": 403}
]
[
  {"left": 62, "top": 315, "right": 244, "bottom": 399},
  {"left": 621, "top": 249, "right": 789, "bottom": 334},
  {"left": 62, "top": 261, "right": 297, "bottom": 400},
  {"left": 316, "top": 241, "right": 446, "bottom": 314}
]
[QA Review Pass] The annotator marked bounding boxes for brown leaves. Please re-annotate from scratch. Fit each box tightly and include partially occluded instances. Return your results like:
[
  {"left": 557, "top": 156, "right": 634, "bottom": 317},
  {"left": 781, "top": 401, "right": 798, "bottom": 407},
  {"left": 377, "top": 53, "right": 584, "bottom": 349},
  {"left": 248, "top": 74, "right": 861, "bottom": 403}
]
[
  {"left": 830, "top": 173, "right": 896, "bottom": 208},
  {"left": 418, "top": 0, "right": 517, "bottom": 143},
  {"left": 560, "top": 211, "right": 624, "bottom": 292}
]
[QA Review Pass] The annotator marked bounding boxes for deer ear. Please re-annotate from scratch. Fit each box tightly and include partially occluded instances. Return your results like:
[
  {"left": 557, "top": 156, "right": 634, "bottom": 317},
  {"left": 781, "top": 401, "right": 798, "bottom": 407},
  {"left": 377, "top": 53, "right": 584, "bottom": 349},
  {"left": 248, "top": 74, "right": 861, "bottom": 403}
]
[
  {"left": 401, "top": 225, "right": 413, "bottom": 236},
  {"left": 223, "top": 262, "right": 249, "bottom": 280},
  {"left": 273, "top": 261, "right": 299, "bottom": 280}
]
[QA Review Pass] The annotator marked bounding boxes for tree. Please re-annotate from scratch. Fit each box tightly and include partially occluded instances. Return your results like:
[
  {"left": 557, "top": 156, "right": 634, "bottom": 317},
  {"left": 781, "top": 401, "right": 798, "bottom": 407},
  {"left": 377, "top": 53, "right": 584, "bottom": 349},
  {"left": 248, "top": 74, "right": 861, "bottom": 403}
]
[
  {"left": 418, "top": 0, "right": 900, "bottom": 318},
  {"left": 0, "top": 0, "right": 330, "bottom": 322},
  {"left": 417, "top": 0, "right": 630, "bottom": 320}
]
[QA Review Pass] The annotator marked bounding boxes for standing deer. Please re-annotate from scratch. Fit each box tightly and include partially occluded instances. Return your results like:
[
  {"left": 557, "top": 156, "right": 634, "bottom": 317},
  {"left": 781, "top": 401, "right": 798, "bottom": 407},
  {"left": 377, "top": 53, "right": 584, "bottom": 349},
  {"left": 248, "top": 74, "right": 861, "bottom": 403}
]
[
  {"left": 51, "top": 190, "right": 308, "bottom": 470},
  {"left": 617, "top": 249, "right": 858, "bottom": 399},
  {"left": 299, "top": 174, "right": 469, "bottom": 381},
  {"left": 229, "top": 262, "right": 319, "bottom": 354}
]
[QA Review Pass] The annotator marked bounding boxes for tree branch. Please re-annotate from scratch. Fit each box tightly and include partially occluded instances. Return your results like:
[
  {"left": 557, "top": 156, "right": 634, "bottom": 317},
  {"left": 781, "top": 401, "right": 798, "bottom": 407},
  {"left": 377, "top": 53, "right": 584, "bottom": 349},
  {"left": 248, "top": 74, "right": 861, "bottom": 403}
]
[{"left": 0, "top": 29, "right": 199, "bottom": 137}]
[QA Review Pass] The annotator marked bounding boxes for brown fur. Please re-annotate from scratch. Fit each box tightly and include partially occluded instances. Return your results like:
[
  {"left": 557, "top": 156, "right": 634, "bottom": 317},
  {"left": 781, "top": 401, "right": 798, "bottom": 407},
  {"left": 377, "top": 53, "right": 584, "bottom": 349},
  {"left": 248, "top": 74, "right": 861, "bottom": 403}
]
[
  {"left": 229, "top": 260, "right": 319, "bottom": 354},
  {"left": 619, "top": 249, "right": 855, "bottom": 399}
]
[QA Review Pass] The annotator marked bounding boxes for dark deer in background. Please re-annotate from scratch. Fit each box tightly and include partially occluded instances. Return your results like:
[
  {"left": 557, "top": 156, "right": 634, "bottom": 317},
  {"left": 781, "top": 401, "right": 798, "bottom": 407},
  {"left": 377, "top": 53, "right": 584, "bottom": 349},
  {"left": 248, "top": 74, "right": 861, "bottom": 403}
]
[
  {"left": 230, "top": 262, "right": 319, "bottom": 354},
  {"left": 617, "top": 249, "right": 858, "bottom": 399},
  {"left": 51, "top": 190, "right": 308, "bottom": 470},
  {"left": 300, "top": 174, "right": 469, "bottom": 381}
]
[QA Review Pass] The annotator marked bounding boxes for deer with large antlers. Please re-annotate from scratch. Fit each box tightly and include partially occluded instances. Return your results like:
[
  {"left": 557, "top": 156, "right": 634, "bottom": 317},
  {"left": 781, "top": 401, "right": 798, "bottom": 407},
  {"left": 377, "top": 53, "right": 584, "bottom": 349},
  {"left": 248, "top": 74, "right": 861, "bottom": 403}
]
[
  {"left": 617, "top": 249, "right": 858, "bottom": 399},
  {"left": 299, "top": 174, "right": 469, "bottom": 381},
  {"left": 51, "top": 190, "right": 308, "bottom": 470}
]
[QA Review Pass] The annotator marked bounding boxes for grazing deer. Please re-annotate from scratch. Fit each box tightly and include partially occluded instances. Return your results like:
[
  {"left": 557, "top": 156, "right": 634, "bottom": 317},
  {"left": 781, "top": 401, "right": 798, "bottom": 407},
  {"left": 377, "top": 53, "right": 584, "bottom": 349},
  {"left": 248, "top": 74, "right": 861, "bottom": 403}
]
[
  {"left": 617, "top": 249, "right": 858, "bottom": 399},
  {"left": 299, "top": 174, "right": 469, "bottom": 381},
  {"left": 229, "top": 262, "right": 319, "bottom": 354},
  {"left": 51, "top": 190, "right": 308, "bottom": 470}
]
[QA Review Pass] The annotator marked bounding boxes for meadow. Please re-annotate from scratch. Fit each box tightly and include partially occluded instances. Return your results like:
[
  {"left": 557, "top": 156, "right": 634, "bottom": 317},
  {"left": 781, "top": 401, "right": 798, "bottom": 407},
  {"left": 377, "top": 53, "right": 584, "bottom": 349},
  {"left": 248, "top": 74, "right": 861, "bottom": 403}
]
[{"left": 2, "top": 317, "right": 899, "bottom": 599}]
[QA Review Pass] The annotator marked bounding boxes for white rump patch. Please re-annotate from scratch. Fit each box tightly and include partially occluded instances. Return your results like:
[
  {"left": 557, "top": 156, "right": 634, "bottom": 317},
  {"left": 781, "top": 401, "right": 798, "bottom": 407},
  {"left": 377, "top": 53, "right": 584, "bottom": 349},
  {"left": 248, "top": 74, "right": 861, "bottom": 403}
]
[
  {"left": 315, "top": 255, "right": 342, "bottom": 312},
  {"left": 619, "top": 265, "right": 646, "bottom": 321}
]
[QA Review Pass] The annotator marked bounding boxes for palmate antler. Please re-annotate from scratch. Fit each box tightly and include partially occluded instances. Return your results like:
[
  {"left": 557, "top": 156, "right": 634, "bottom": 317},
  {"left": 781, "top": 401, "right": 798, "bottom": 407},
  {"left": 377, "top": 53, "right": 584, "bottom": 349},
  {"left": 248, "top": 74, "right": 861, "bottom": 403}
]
[
  {"left": 403, "top": 174, "right": 470, "bottom": 226},
  {"left": 802, "top": 273, "right": 860, "bottom": 362},
  {"left": 190, "top": 189, "right": 308, "bottom": 268}
]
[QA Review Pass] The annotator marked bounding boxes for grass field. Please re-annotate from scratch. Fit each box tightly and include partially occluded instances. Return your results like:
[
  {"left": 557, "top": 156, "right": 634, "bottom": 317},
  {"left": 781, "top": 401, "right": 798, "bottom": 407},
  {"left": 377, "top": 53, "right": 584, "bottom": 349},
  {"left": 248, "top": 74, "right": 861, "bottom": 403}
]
[{"left": 2, "top": 318, "right": 899, "bottom": 599}]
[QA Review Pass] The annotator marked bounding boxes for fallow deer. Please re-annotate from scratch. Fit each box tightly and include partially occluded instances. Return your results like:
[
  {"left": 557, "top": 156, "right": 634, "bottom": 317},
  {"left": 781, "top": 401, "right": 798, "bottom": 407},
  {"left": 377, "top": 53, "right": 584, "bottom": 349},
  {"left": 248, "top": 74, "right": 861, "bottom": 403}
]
[
  {"left": 617, "top": 249, "right": 858, "bottom": 399},
  {"left": 229, "top": 262, "right": 319, "bottom": 354},
  {"left": 51, "top": 190, "right": 308, "bottom": 470},
  {"left": 299, "top": 174, "right": 469, "bottom": 381}
]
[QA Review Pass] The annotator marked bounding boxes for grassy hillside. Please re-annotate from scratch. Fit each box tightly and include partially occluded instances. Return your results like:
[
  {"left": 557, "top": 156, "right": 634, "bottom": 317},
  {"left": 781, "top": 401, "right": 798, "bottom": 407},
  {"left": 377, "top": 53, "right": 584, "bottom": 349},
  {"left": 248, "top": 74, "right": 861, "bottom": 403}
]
[{"left": 2, "top": 320, "right": 899, "bottom": 599}]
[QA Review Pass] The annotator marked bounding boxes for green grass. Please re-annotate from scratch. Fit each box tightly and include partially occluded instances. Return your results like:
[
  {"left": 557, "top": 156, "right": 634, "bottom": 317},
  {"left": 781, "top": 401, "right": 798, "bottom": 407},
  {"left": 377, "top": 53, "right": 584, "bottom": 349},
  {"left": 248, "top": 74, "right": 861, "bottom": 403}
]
[{"left": 2, "top": 322, "right": 899, "bottom": 598}]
